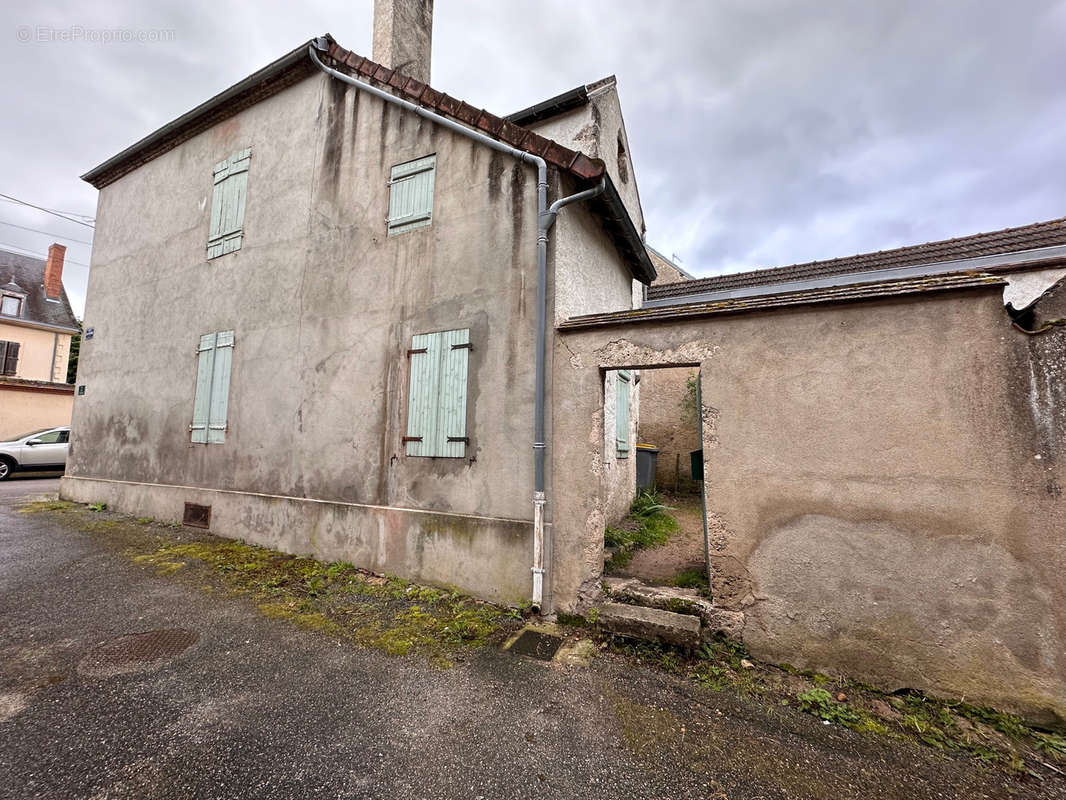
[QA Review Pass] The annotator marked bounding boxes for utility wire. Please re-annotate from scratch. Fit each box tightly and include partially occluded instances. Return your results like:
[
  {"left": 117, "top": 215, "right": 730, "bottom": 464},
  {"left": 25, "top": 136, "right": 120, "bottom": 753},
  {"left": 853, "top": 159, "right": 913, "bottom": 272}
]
[
  {"left": 0, "top": 193, "right": 95, "bottom": 228},
  {"left": 0, "top": 196, "right": 94, "bottom": 221},
  {"left": 0, "top": 219, "right": 93, "bottom": 245}
]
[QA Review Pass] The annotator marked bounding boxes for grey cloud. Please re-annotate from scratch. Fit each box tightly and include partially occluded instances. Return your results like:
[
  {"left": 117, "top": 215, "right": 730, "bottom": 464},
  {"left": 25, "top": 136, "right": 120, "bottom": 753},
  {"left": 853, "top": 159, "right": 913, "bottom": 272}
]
[{"left": 3, "top": 0, "right": 1065, "bottom": 317}]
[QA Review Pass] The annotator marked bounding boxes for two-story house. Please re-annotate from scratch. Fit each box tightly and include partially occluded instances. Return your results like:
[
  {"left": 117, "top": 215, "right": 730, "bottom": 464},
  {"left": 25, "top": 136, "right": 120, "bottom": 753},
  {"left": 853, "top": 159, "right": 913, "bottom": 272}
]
[
  {"left": 0, "top": 243, "right": 78, "bottom": 440},
  {"left": 62, "top": 1, "right": 654, "bottom": 612}
]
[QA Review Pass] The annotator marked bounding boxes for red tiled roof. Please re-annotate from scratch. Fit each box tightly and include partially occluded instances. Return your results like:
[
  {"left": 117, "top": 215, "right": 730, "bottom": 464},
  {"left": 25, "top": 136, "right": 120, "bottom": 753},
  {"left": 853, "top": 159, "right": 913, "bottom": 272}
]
[
  {"left": 83, "top": 35, "right": 606, "bottom": 188},
  {"left": 648, "top": 217, "right": 1066, "bottom": 301},
  {"left": 323, "top": 42, "right": 605, "bottom": 181}
]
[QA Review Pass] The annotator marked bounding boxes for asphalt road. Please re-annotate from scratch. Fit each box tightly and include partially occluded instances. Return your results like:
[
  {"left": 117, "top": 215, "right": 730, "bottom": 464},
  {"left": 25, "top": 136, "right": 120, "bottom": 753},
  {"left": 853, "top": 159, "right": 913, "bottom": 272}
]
[
  {"left": 0, "top": 488, "right": 1057, "bottom": 800},
  {"left": 0, "top": 476, "right": 61, "bottom": 500}
]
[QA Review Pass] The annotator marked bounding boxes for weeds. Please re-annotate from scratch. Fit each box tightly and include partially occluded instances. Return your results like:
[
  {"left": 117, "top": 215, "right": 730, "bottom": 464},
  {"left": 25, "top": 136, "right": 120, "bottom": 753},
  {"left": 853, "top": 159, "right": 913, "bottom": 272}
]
[{"left": 604, "top": 490, "right": 680, "bottom": 570}]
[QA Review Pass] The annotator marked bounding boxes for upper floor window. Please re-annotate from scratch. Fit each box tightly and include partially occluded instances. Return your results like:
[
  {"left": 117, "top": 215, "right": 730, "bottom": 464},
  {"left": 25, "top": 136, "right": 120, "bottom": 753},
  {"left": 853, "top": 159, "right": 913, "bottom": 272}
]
[
  {"left": 388, "top": 155, "right": 436, "bottom": 236},
  {"left": 1, "top": 295, "right": 21, "bottom": 316},
  {"left": 208, "top": 148, "right": 251, "bottom": 259},
  {"left": 0, "top": 340, "right": 19, "bottom": 376}
]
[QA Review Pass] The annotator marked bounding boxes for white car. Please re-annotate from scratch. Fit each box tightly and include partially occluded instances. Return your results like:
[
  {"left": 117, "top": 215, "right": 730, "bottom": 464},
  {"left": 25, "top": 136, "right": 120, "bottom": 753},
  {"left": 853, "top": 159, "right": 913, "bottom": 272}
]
[{"left": 0, "top": 426, "right": 70, "bottom": 480}]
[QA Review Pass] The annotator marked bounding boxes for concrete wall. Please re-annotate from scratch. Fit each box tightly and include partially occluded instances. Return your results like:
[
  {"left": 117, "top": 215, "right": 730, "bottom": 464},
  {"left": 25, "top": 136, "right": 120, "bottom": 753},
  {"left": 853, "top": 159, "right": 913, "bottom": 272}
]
[
  {"left": 66, "top": 72, "right": 542, "bottom": 603},
  {"left": 0, "top": 321, "right": 71, "bottom": 382},
  {"left": 552, "top": 285, "right": 1066, "bottom": 726},
  {"left": 66, "top": 68, "right": 638, "bottom": 605},
  {"left": 526, "top": 77, "right": 644, "bottom": 238},
  {"left": 0, "top": 386, "right": 72, "bottom": 440}
]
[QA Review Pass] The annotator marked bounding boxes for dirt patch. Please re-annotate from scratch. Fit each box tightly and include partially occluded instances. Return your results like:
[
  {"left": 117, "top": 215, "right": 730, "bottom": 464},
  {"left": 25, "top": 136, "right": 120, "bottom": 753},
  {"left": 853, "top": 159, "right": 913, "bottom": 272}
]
[{"left": 612, "top": 493, "right": 706, "bottom": 584}]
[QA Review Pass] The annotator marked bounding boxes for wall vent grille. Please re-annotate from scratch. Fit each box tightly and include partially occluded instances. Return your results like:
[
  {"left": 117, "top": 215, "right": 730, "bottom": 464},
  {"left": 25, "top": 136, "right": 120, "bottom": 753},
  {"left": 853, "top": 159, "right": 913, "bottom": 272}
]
[{"left": 183, "top": 502, "right": 211, "bottom": 529}]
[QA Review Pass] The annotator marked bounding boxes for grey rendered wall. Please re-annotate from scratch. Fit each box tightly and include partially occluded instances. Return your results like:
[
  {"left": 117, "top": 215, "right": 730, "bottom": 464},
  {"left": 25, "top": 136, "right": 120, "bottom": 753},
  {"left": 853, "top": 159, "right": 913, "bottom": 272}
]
[
  {"left": 552, "top": 287, "right": 1066, "bottom": 726},
  {"left": 64, "top": 71, "right": 549, "bottom": 603}
]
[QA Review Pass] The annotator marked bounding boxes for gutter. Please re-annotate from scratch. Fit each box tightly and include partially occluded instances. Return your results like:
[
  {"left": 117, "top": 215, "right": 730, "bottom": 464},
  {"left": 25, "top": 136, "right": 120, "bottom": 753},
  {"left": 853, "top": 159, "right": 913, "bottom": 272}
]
[
  {"left": 308, "top": 41, "right": 605, "bottom": 614},
  {"left": 0, "top": 316, "right": 80, "bottom": 336}
]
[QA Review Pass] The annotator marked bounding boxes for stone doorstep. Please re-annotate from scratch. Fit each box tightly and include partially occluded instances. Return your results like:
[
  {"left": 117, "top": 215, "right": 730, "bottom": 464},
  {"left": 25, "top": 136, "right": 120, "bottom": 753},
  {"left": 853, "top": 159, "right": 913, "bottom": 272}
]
[
  {"left": 596, "top": 602, "right": 701, "bottom": 648},
  {"left": 601, "top": 576, "right": 745, "bottom": 641}
]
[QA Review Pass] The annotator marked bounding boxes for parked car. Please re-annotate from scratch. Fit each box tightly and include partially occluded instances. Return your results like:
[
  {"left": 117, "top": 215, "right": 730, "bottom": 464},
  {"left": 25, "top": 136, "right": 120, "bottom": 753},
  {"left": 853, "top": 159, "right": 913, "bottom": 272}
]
[{"left": 0, "top": 426, "right": 70, "bottom": 480}]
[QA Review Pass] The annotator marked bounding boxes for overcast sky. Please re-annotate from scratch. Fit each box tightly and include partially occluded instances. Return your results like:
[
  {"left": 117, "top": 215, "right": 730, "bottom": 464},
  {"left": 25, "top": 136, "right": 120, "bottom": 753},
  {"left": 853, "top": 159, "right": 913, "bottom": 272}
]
[{"left": 3, "top": 0, "right": 1065, "bottom": 317}]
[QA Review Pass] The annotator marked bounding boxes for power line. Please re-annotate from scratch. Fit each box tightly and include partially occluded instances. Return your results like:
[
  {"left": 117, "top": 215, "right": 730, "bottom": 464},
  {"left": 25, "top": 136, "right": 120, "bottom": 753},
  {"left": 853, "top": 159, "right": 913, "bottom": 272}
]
[
  {"left": 0, "top": 219, "right": 93, "bottom": 245},
  {"left": 0, "top": 240, "right": 90, "bottom": 269},
  {"left": 0, "top": 193, "right": 95, "bottom": 229},
  {"left": 0, "top": 196, "right": 94, "bottom": 221}
]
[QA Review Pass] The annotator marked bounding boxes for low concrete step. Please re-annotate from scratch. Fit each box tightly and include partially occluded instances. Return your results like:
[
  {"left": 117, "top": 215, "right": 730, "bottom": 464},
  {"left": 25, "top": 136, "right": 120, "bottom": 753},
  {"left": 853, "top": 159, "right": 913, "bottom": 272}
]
[
  {"left": 603, "top": 577, "right": 744, "bottom": 640},
  {"left": 596, "top": 602, "right": 701, "bottom": 648}
]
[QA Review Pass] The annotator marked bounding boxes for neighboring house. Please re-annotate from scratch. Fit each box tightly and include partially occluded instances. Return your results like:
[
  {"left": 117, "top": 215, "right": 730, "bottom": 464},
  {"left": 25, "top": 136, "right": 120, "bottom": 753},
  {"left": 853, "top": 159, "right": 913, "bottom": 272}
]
[
  {"left": 63, "top": 1, "right": 652, "bottom": 609},
  {"left": 0, "top": 243, "right": 77, "bottom": 439}
]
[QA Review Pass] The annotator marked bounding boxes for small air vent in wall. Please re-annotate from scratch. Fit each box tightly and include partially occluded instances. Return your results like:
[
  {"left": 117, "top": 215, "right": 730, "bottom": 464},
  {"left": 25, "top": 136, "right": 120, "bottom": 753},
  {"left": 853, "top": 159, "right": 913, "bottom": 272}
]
[{"left": 183, "top": 502, "right": 211, "bottom": 529}]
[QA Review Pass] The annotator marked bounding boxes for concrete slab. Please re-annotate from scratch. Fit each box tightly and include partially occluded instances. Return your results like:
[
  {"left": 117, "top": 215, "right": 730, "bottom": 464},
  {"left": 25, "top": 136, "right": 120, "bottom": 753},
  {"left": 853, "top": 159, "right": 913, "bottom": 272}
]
[{"left": 596, "top": 602, "right": 700, "bottom": 648}]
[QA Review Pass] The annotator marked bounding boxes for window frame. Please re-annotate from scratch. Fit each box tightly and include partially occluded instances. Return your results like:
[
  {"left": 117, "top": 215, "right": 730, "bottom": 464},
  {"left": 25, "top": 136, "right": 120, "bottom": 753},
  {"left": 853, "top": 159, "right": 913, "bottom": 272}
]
[
  {"left": 387, "top": 154, "right": 437, "bottom": 236},
  {"left": 207, "top": 147, "right": 251, "bottom": 259},
  {"left": 189, "top": 330, "right": 235, "bottom": 444},
  {"left": 403, "top": 327, "right": 470, "bottom": 458},
  {"left": 615, "top": 370, "right": 631, "bottom": 458},
  {"left": 1, "top": 294, "right": 22, "bottom": 317},
  {"left": 0, "top": 339, "right": 20, "bottom": 376}
]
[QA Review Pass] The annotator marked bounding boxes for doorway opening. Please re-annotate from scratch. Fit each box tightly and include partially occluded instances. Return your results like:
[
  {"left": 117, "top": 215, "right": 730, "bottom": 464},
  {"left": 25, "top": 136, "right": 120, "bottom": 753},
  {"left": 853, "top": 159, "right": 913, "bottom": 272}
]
[{"left": 601, "top": 365, "right": 708, "bottom": 593}]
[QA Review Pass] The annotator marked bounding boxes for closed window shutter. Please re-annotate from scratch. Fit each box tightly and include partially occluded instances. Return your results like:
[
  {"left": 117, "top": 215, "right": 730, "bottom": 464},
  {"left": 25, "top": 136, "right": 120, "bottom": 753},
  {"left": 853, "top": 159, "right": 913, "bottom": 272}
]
[
  {"left": 404, "top": 327, "right": 470, "bottom": 457},
  {"left": 191, "top": 333, "right": 216, "bottom": 443},
  {"left": 0, "top": 341, "right": 17, "bottom": 375},
  {"left": 207, "top": 330, "right": 234, "bottom": 443},
  {"left": 616, "top": 370, "right": 631, "bottom": 457},
  {"left": 208, "top": 148, "right": 251, "bottom": 258},
  {"left": 405, "top": 332, "right": 442, "bottom": 457},
  {"left": 388, "top": 155, "right": 436, "bottom": 235},
  {"left": 438, "top": 329, "right": 470, "bottom": 458}
]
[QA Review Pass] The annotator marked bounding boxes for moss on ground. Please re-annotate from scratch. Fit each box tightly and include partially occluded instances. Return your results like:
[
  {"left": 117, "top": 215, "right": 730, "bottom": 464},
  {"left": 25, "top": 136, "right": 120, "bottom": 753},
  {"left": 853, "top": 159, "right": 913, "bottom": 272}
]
[
  {"left": 24, "top": 500, "right": 523, "bottom": 666},
  {"left": 562, "top": 620, "right": 1066, "bottom": 778}
]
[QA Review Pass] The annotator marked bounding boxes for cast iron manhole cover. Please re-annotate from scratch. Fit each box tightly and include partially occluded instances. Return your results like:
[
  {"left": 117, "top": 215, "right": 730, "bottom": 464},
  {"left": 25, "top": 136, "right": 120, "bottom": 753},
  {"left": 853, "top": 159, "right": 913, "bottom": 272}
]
[
  {"left": 509, "top": 630, "right": 564, "bottom": 661},
  {"left": 79, "top": 629, "right": 200, "bottom": 678}
]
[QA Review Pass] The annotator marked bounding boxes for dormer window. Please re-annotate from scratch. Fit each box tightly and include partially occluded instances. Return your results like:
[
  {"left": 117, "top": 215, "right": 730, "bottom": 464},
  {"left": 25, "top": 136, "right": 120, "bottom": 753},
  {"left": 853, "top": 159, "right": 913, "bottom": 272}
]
[{"left": 1, "top": 294, "right": 21, "bottom": 317}]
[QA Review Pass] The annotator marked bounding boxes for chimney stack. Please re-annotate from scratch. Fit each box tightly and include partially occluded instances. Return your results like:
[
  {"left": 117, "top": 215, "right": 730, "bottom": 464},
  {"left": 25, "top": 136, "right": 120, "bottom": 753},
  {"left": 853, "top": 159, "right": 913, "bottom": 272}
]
[
  {"left": 44, "top": 243, "right": 66, "bottom": 300},
  {"left": 372, "top": 0, "right": 434, "bottom": 85}
]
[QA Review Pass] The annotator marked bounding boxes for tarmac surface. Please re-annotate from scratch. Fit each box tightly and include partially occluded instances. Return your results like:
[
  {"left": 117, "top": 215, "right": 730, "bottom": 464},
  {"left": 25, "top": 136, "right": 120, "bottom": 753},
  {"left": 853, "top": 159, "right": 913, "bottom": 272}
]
[{"left": 0, "top": 477, "right": 1059, "bottom": 799}]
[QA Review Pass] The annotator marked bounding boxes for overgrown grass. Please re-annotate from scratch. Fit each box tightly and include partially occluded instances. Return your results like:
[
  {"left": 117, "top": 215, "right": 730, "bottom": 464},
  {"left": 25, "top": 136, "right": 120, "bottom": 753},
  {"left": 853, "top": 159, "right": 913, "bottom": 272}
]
[
  {"left": 669, "top": 568, "right": 706, "bottom": 589},
  {"left": 604, "top": 490, "right": 680, "bottom": 569},
  {"left": 25, "top": 500, "right": 524, "bottom": 666}
]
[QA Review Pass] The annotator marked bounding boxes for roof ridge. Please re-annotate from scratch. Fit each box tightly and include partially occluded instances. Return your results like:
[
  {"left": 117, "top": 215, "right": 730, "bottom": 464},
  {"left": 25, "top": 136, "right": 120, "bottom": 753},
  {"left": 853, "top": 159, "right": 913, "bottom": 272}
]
[{"left": 649, "top": 216, "right": 1066, "bottom": 299}]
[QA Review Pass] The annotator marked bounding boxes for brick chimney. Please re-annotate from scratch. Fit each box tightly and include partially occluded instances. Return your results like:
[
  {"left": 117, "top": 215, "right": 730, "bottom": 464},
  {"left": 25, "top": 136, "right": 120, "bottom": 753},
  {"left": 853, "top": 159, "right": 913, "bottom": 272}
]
[
  {"left": 44, "top": 243, "right": 66, "bottom": 300},
  {"left": 372, "top": 0, "right": 434, "bottom": 84}
]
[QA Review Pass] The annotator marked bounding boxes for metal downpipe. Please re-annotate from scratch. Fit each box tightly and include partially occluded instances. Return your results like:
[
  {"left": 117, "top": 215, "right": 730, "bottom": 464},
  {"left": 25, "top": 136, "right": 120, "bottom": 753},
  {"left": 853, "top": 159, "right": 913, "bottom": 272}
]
[{"left": 308, "top": 41, "right": 604, "bottom": 614}]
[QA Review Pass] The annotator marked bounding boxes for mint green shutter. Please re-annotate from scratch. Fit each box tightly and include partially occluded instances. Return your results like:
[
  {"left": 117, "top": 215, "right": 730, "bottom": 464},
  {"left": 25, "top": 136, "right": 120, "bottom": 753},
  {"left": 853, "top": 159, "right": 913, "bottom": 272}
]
[
  {"left": 405, "top": 328, "right": 469, "bottom": 457},
  {"left": 388, "top": 155, "right": 436, "bottom": 235},
  {"left": 208, "top": 148, "right": 251, "bottom": 258},
  {"left": 207, "top": 330, "right": 234, "bottom": 443},
  {"left": 438, "top": 329, "right": 469, "bottom": 457},
  {"left": 405, "top": 332, "right": 442, "bottom": 457},
  {"left": 616, "top": 370, "right": 631, "bottom": 457},
  {"left": 191, "top": 333, "right": 216, "bottom": 443}
]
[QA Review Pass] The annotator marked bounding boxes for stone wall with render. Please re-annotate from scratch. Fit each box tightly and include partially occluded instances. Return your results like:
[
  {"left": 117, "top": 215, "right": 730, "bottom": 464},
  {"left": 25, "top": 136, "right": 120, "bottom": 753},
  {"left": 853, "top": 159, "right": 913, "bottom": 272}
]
[{"left": 552, "top": 283, "right": 1066, "bottom": 726}]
